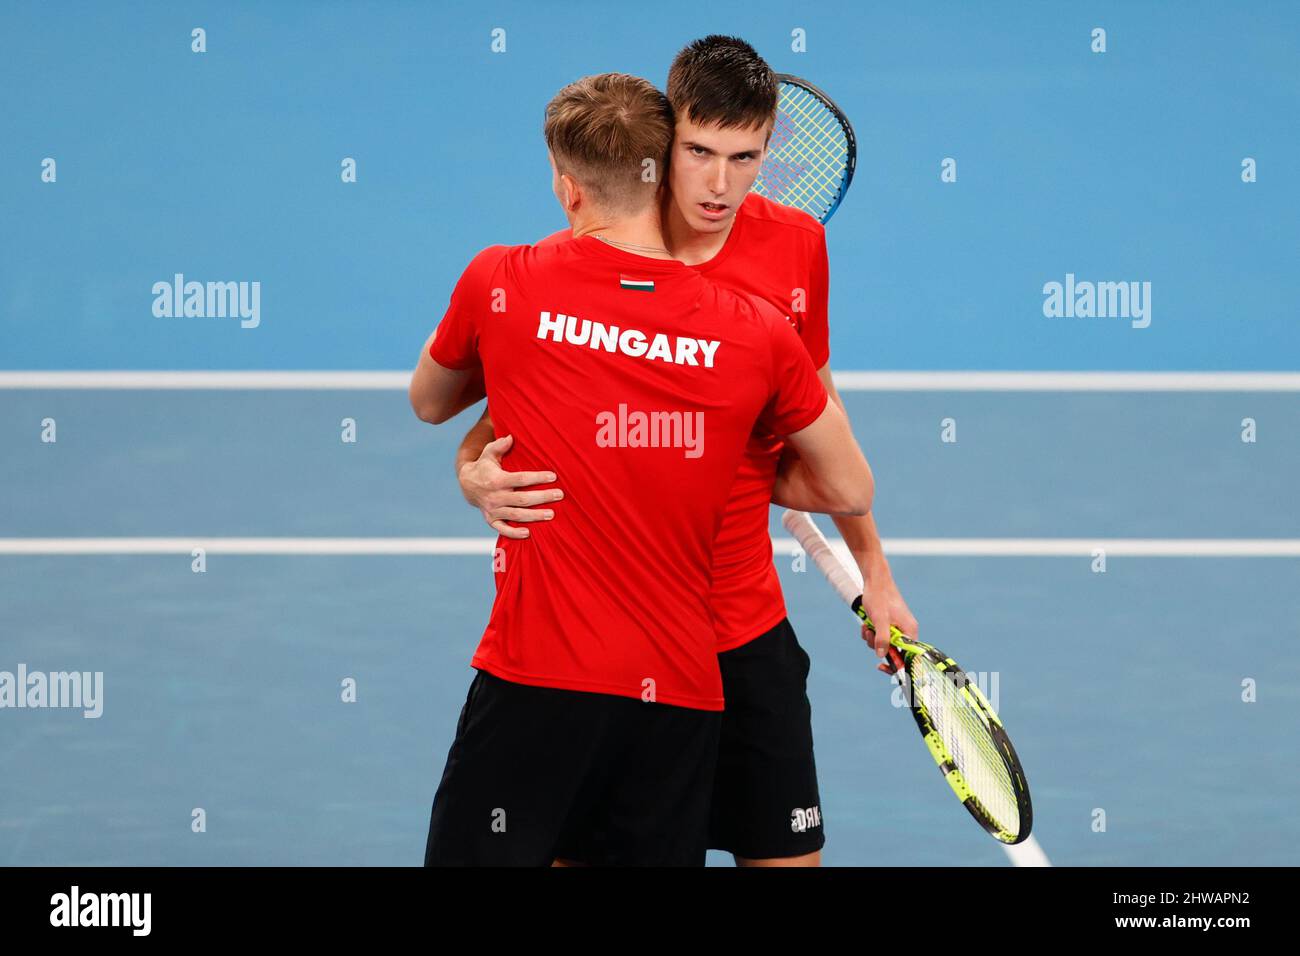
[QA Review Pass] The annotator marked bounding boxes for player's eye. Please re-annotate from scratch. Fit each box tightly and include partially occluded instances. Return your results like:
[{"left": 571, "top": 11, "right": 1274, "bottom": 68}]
[{"left": 688, "top": 145, "right": 708, "bottom": 157}]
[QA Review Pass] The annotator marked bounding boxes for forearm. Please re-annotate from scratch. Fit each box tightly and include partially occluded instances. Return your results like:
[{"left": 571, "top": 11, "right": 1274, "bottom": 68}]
[
  {"left": 456, "top": 409, "right": 496, "bottom": 474},
  {"left": 774, "top": 444, "right": 884, "bottom": 562},
  {"left": 801, "top": 361, "right": 891, "bottom": 580},
  {"left": 830, "top": 510, "right": 893, "bottom": 585},
  {"left": 813, "top": 362, "right": 881, "bottom": 572},
  {"left": 780, "top": 400, "right": 873, "bottom": 516},
  {"left": 772, "top": 450, "right": 852, "bottom": 514}
]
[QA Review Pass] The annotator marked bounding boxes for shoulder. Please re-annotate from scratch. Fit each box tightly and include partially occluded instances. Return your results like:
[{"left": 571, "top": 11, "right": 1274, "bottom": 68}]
[
  {"left": 737, "top": 193, "right": 825, "bottom": 245},
  {"left": 461, "top": 243, "right": 517, "bottom": 277},
  {"left": 710, "top": 283, "right": 792, "bottom": 334},
  {"left": 457, "top": 242, "right": 540, "bottom": 290},
  {"left": 535, "top": 227, "right": 573, "bottom": 248}
]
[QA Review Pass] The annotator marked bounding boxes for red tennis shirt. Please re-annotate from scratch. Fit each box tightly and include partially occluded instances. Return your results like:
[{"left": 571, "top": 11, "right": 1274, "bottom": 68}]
[
  {"left": 429, "top": 233, "right": 828, "bottom": 710},
  {"left": 542, "top": 193, "right": 832, "bottom": 651}
]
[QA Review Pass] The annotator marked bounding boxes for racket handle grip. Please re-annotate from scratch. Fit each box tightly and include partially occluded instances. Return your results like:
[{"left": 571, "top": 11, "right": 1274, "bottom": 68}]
[{"left": 781, "top": 510, "right": 863, "bottom": 608}]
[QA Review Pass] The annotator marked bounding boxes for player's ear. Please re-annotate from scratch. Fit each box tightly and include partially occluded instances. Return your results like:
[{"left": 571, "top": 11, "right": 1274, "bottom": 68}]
[{"left": 559, "top": 172, "right": 581, "bottom": 212}]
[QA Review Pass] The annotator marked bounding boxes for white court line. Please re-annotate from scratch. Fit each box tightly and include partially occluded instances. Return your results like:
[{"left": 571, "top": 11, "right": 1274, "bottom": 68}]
[
  {"left": 2, "top": 370, "right": 1300, "bottom": 391},
  {"left": 1, "top": 536, "right": 1299, "bottom": 556},
  {"left": 0, "top": 537, "right": 498, "bottom": 555},
  {"left": 831, "top": 371, "right": 1300, "bottom": 391},
  {"left": 0, "top": 371, "right": 406, "bottom": 390},
  {"left": 775, "top": 537, "right": 1300, "bottom": 557}
]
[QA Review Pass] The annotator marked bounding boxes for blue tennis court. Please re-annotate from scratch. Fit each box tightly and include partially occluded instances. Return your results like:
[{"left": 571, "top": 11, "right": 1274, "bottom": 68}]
[{"left": 2, "top": 389, "right": 1297, "bottom": 865}]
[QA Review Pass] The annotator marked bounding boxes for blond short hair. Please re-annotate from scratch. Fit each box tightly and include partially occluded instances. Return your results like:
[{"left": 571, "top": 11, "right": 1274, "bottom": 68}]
[{"left": 543, "top": 73, "right": 673, "bottom": 214}]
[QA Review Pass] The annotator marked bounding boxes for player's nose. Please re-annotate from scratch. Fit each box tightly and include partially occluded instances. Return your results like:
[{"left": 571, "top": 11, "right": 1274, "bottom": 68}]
[{"left": 708, "top": 159, "right": 729, "bottom": 194}]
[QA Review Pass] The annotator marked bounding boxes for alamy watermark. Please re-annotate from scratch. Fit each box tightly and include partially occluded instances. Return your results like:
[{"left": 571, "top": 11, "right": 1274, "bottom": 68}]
[
  {"left": 152, "top": 273, "right": 260, "bottom": 329},
  {"left": 595, "top": 404, "right": 705, "bottom": 458},
  {"left": 0, "top": 664, "right": 103, "bottom": 718},
  {"left": 1042, "top": 273, "right": 1151, "bottom": 328},
  {"left": 50, "top": 886, "right": 150, "bottom": 936},
  {"left": 890, "top": 667, "right": 1000, "bottom": 714}
]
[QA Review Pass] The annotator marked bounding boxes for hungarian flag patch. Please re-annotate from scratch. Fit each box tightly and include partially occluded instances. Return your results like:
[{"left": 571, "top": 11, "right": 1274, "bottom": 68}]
[{"left": 619, "top": 276, "right": 655, "bottom": 292}]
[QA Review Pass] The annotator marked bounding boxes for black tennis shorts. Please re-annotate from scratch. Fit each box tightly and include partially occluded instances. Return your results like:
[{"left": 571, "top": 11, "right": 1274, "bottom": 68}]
[
  {"left": 424, "top": 668, "right": 721, "bottom": 866},
  {"left": 709, "top": 617, "right": 826, "bottom": 859}
]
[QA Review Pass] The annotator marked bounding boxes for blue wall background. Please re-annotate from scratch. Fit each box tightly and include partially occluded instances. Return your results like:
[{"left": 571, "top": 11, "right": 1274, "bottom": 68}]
[{"left": 2, "top": 0, "right": 1296, "bottom": 372}]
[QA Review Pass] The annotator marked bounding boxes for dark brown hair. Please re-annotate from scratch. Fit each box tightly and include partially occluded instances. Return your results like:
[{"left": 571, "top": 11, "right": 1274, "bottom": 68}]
[
  {"left": 543, "top": 73, "right": 673, "bottom": 213},
  {"left": 666, "top": 35, "right": 777, "bottom": 130}
]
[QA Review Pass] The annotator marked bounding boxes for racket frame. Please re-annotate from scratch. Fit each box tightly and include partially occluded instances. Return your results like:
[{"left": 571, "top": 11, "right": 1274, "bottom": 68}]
[
  {"left": 859, "top": 595, "right": 1033, "bottom": 845},
  {"left": 781, "top": 509, "right": 1033, "bottom": 845},
  {"left": 756, "top": 73, "right": 858, "bottom": 224}
]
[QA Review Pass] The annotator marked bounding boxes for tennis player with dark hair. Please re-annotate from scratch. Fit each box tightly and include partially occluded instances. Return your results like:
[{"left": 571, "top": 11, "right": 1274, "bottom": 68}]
[
  {"left": 410, "top": 72, "right": 874, "bottom": 866},
  {"left": 454, "top": 36, "right": 918, "bottom": 867}
]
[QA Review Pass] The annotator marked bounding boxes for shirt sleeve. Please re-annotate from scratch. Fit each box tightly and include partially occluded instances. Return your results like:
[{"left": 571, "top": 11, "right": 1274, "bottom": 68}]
[
  {"left": 800, "top": 228, "right": 831, "bottom": 369},
  {"left": 428, "top": 246, "right": 511, "bottom": 370},
  {"left": 755, "top": 298, "right": 830, "bottom": 436}
]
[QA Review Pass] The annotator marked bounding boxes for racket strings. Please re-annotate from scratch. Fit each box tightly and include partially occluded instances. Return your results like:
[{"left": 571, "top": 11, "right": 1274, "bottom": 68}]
[
  {"left": 762, "top": 99, "right": 842, "bottom": 212},
  {"left": 754, "top": 84, "right": 850, "bottom": 222},
  {"left": 911, "top": 658, "right": 1020, "bottom": 835}
]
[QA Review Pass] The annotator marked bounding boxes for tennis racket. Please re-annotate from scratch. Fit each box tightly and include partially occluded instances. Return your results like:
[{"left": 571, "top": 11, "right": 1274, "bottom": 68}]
[
  {"left": 752, "top": 74, "right": 857, "bottom": 224},
  {"left": 781, "top": 509, "right": 1033, "bottom": 845}
]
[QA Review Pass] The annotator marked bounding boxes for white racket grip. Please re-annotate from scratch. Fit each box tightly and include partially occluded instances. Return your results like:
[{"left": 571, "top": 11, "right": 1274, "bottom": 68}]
[{"left": 781, "top": 510, "right": 863, "bottom": 608}]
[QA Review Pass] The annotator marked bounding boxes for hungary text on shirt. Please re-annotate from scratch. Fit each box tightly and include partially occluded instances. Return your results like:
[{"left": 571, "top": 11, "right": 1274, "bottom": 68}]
[{"left": 536, "top": 312, "right": 721, "bottom": 368}]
